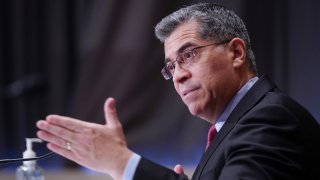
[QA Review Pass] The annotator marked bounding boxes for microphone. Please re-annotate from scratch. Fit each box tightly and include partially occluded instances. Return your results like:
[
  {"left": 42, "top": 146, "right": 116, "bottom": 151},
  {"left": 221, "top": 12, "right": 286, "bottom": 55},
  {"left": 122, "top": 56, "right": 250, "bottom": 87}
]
[
  {"left": 0, "top": 152, "right": 55, "bottom": 165},
  {"left": 0, "top": 152, "right": 55, "bottom": 164}
]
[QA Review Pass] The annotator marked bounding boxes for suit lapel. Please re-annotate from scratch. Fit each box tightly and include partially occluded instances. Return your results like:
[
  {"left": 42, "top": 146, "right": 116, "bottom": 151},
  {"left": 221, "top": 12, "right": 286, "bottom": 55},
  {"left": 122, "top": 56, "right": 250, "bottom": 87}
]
[{"left": 192, "top": 75, "right": 277, "bottom": 179}]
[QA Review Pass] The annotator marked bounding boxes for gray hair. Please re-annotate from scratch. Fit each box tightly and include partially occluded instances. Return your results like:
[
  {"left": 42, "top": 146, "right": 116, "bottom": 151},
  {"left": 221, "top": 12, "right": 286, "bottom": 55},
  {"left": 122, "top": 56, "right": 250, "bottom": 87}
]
[{"left": 155, "top": 3, "right": 257, "bottom": 74}]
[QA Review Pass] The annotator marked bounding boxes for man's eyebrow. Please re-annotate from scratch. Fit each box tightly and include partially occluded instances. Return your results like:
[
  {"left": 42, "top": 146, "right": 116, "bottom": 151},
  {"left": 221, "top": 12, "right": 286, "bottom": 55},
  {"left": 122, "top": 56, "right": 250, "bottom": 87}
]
[
  {"left": 164, "top": 42, "right": 195, "bottom": 64},
  {"left": 177, "top": 42, "right": 194, "bottom": 53}
]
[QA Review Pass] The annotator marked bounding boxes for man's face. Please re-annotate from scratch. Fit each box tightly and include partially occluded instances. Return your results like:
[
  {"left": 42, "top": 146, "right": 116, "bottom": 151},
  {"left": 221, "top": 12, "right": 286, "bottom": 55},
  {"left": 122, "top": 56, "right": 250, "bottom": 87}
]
[{"left": 164, "top": 21, "right": 238, "bottom": 123}]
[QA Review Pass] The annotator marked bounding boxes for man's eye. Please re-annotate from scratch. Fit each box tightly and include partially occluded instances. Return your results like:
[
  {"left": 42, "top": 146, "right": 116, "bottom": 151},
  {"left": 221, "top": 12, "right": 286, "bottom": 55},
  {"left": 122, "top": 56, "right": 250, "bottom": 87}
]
[
  {"left": 166, "top": 64, "right": 174, "bottom": 71},
  {"left": 183, "top": 51, "right": 194, "bottom": 61}
]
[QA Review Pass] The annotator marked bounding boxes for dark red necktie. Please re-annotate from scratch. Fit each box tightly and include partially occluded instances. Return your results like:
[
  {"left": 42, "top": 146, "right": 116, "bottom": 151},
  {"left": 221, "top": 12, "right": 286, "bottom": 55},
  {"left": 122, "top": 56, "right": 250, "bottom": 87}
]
[{"left": 205, "top": 125, "right": 217, "bottom": 151}]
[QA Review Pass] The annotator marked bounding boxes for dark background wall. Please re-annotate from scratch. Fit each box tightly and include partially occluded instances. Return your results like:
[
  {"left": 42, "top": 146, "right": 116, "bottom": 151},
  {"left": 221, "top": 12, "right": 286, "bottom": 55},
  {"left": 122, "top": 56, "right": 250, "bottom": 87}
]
[{"left": 1, "top": 0, "right": 319, "bottom": 171}]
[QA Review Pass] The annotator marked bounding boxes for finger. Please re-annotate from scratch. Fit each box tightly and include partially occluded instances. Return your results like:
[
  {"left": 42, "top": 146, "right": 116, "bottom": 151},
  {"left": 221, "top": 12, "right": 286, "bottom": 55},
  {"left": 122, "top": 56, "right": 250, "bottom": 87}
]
[
  {"left": 174, "top": 164, "right": 184, "bottom": 175},
  {"left": 45, "top": 115, "right": 93, "bottom": 133},
  {"left": 37, "top": 129, "right": 93, "bottom": 162},
  {"left": 36, "top": 120, "right": 77, "bottom": 144},
  {"left": 46, "top": 142, "right": 78, "bottom": 163},
  {"left": 37, "top": 127, "right": 73, "bottom": 149},
  {"left": 104, "top": 97, "right": 121, "bottom": 128}
]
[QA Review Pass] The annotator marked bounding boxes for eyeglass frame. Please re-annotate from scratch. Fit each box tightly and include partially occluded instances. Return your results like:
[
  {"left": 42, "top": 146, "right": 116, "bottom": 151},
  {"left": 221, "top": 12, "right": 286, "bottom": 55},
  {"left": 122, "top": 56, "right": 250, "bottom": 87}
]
[{"left": 161, "top": 39, "right": 232, "bottom": 80}]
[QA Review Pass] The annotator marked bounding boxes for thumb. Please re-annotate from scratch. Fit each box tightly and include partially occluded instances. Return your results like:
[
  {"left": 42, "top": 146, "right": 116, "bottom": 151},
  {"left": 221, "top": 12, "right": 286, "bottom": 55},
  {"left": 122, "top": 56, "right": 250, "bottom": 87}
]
[
  {"left": 174, "top": 164, "right": 184, "bottom": 175},
  {"left": 104, "top": 97, "right": 120, "bottom": 128}
]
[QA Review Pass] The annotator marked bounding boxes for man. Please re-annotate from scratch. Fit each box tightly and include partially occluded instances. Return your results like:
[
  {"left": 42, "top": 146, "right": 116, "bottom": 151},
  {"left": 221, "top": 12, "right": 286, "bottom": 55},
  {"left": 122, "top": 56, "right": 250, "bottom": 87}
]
[{"left": 36, "top": 3, "right": 320, "bottom": 180}]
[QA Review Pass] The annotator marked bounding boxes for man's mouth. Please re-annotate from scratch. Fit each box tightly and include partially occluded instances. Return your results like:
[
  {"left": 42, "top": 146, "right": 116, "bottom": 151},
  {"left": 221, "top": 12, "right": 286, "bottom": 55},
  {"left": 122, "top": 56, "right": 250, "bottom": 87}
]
[{"left": 182, "top": 87, "right": 199, "bottom": 97}]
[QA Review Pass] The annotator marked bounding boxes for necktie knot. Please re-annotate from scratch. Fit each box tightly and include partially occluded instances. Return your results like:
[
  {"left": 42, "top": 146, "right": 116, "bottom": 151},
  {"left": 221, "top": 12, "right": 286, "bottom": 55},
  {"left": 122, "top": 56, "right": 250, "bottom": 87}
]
[{"left": 205, "top": 125, "right": 217, "bottom": 151}]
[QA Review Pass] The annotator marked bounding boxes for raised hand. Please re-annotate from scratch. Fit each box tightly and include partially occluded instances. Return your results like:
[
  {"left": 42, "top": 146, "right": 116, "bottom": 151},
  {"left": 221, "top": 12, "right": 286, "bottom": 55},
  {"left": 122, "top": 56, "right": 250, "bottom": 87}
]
[{"left": 36, "top": 97, "right": 132, "bottom": 179}]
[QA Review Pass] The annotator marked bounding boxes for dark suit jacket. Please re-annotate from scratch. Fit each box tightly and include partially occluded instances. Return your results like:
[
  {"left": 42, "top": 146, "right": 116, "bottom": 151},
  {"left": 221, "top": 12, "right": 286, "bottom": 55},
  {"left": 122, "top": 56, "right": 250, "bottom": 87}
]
[{"left": 133, "top": 75, "right": 320, "bottom": 180}]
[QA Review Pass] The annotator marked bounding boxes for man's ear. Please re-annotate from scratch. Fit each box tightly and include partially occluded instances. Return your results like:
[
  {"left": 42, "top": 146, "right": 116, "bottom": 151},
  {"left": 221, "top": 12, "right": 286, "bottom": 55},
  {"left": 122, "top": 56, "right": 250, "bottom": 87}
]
[{"left": 228, "top": 38, "right": 246, "bottom": 69}]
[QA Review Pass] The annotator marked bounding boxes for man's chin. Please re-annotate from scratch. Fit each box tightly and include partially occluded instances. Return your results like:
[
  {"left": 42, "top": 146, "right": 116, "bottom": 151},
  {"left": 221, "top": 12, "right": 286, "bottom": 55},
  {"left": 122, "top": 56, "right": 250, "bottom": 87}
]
[{"left": 187, "top": 104, "right": 203, "bottom": 117}]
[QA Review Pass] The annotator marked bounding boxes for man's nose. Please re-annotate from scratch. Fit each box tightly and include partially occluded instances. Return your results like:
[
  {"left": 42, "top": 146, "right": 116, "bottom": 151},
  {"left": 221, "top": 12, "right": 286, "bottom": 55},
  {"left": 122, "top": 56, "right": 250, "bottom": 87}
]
[{"left": 172, "top": 63, "right": 191, "bottom": 83}]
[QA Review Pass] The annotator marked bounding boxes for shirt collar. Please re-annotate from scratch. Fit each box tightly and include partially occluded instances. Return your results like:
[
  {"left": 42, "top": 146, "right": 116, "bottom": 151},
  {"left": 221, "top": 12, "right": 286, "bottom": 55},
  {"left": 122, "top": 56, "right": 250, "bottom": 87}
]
[{"left": 215, "top": 76, "right": 259, "bottom": 132}]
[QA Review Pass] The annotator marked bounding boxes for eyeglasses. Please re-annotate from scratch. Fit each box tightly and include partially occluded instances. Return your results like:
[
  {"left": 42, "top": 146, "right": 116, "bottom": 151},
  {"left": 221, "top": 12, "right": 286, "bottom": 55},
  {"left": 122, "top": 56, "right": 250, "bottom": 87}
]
[{"left": 161, "top": 39, "right": 231, "bottom": 80}]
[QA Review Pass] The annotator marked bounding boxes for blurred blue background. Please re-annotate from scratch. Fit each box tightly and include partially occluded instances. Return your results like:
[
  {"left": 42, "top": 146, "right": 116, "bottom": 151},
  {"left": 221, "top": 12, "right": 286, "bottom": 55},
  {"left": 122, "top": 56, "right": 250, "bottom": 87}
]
[{"left": 1, "top": 0, "right": 319, "bottom": 174}]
